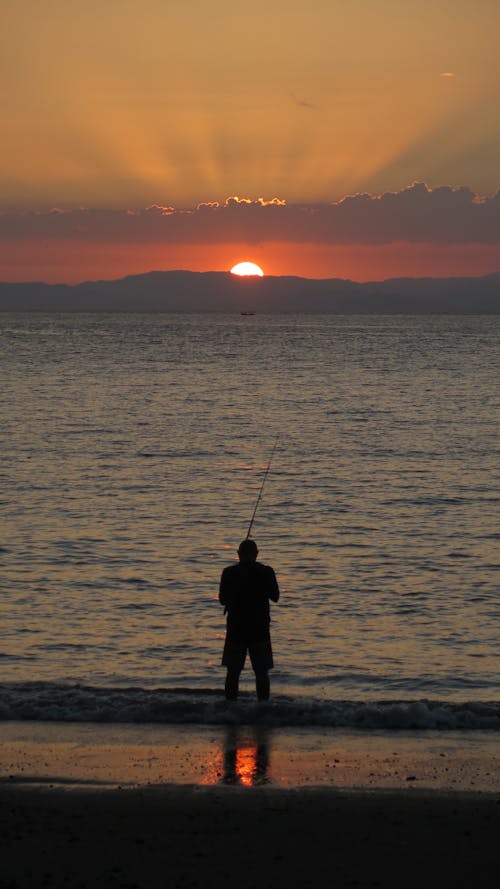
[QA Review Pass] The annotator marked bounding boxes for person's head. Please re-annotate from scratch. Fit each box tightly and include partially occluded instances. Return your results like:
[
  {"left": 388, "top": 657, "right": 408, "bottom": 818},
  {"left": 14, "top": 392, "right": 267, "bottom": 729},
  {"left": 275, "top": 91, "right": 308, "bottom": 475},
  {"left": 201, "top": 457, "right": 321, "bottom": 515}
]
[{"left": 238, "top": 539, "right": 258, "bottom": 562}]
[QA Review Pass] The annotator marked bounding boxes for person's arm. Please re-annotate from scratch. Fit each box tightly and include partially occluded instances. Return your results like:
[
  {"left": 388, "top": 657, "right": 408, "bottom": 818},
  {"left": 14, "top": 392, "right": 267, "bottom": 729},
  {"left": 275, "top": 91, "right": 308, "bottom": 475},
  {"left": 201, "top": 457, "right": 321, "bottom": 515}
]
[
  {"left": 267, "top": 567, "right": 280, "bottom": 603},
  {"left": 219, "top": 566, "right": 230, "bottom": 607}
]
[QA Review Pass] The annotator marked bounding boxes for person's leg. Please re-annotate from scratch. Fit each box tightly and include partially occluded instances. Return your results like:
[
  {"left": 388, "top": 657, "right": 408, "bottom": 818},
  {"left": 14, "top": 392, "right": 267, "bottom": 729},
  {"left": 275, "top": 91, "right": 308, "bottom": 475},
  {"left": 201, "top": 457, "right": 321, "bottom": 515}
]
[
  {"left": 222, "top": 638, "right": 246, "bottom": 701},
  {"left": 225, "top": 667, "right": 241, "bottom": 701},
  {"left": 255, "top": 670, "right": 270, "bottom": 701},
  {"left": 249, "top": 635, "right": 273, "bottom": 701}
]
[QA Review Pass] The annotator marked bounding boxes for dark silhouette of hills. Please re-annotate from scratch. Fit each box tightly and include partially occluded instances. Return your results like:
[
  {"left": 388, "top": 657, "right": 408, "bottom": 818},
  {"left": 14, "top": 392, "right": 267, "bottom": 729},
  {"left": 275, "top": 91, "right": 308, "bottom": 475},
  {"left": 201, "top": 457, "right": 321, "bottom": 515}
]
[{"left": 0, "top": 270, "right": 499, "bottom": 313}]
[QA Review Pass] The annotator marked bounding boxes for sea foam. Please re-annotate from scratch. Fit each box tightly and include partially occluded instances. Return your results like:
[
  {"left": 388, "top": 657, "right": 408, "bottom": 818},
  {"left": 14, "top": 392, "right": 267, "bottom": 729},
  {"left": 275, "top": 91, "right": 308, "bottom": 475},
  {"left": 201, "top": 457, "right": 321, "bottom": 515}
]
[{"left": 1, "top": 682, "right": 500, "bottom": 730}]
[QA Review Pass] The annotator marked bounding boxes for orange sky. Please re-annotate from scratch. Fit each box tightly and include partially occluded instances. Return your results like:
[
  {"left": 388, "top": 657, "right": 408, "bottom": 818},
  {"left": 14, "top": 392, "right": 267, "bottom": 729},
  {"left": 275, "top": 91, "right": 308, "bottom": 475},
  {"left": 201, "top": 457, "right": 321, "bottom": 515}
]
[
  {"left": 3, "top": 238, "right": 500, "bottom": 284},
  {"left": 2, "top": 1, "right": 500, "bottom": 282}
]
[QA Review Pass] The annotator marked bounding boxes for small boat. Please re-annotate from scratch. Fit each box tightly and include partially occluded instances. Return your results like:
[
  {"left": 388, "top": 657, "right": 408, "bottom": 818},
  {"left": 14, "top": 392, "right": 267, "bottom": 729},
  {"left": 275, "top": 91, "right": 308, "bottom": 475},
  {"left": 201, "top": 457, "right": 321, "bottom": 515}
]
[{"left": 240, "top": 311, "right": 256, "bottom": 316}]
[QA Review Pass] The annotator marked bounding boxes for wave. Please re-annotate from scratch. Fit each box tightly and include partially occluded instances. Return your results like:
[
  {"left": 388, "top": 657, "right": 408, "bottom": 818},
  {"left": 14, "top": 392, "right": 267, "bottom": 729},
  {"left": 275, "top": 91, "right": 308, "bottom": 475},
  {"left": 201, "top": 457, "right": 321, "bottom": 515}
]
[{"left": 1, "top": 682, "right": 500, "bottom": 731}]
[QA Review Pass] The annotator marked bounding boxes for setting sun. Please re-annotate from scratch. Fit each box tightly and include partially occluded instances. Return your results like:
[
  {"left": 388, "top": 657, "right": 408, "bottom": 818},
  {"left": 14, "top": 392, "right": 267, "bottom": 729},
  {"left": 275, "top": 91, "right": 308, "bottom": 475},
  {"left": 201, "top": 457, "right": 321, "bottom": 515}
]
[{"left": 230, "top": 262, "right": 264, "bottom": 277}]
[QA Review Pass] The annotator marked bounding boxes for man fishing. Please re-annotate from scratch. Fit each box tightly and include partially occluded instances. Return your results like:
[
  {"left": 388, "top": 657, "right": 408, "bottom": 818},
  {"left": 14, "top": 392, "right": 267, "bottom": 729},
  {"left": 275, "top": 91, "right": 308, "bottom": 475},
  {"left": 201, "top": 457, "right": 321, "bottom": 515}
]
[{"left": 219, "top": 539, "right": 280, "bottom": 702}]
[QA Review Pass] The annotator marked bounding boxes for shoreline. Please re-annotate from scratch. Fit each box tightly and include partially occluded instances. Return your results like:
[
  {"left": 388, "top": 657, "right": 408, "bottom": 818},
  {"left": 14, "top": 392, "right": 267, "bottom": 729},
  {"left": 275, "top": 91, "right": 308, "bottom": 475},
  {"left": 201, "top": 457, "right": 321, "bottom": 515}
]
[
  {"left": 2, "top": 720, "right": 500, "bottom": 792},
  {"left": 2, "top": 722, "right": 499, "bottom": 887}
]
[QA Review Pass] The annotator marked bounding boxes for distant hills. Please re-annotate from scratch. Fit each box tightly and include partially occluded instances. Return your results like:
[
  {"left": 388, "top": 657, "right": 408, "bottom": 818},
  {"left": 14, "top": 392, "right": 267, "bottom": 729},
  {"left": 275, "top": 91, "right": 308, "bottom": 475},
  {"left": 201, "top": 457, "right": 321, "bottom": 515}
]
[{"left": 0, "top": 270, "right": 499, "bottom": 313}]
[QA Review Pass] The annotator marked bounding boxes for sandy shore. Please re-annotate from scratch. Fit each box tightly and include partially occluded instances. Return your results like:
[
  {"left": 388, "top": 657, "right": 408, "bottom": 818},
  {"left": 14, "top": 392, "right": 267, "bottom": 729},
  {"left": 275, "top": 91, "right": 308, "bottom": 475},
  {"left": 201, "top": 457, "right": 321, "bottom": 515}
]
[
  {"left": 2, "top": 783, "right": 499, "bottom": 889},
  {"left": 2, "top": 722, "right": 500, "bottom": 887},
  {"left": 2, "top": 721, "right": 500, "bottom": 791}
]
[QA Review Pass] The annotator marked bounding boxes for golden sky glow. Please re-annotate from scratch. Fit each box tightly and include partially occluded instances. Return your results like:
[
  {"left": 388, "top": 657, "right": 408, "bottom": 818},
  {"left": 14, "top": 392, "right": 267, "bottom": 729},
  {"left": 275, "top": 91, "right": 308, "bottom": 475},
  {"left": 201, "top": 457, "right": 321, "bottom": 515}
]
[
  {"left": 2, "top": 0, "right": 500, "bottom": 209},
  {"left": 2, "top": 1, "right": 500, "bottom": 282}
]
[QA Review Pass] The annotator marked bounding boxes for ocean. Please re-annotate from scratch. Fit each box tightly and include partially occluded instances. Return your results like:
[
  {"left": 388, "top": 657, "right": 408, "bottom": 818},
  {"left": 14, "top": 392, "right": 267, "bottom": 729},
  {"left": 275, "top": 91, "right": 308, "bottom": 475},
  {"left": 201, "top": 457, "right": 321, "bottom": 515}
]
[{"left": 1, "top": 312, "right": 499, "bottom": 731}]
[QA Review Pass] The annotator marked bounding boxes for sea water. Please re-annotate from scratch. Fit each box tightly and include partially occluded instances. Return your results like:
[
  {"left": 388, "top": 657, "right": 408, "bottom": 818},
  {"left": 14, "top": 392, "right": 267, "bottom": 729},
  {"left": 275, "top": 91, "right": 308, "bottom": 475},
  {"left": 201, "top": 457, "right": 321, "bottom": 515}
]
[{"left": 1, "top": 312, "right": 499, "bottom": 729}]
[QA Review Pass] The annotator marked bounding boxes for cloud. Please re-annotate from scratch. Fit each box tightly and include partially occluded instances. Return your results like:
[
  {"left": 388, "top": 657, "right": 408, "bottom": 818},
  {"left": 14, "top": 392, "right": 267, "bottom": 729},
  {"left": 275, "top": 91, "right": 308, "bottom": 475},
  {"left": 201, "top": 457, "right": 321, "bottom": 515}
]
[
  {"left": 290, "top": 92, "right": 316, "bottom": 109},
  {"left": 2, "top": 183, "right": 500, "bottom": 245}
]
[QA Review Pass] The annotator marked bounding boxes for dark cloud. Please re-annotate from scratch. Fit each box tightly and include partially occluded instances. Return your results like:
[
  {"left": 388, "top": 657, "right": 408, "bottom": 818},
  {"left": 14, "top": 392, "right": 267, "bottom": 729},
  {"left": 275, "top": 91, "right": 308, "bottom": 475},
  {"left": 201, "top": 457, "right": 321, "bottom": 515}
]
[{"left": 2, "top": 183, "right": 500, "bottom": 244}]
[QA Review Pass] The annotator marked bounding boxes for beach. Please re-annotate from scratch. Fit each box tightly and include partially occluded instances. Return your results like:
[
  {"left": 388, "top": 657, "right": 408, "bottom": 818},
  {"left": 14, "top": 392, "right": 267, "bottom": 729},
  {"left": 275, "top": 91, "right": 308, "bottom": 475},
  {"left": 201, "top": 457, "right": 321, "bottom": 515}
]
[
  {"left": 2, "top": 779, "right": 499, "bottom": 889},
  {"left": 2, "top": 722, "right": 500, "bottom": 888},
  {"left": 2, "top": 312, "right": 499, "bottom": 887}
]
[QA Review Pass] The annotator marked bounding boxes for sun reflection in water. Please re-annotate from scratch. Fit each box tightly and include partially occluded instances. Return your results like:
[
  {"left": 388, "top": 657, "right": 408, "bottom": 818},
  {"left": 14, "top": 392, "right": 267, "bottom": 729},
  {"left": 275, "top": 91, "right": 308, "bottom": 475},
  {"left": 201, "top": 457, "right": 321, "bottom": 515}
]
[
  {"left": 202, "top": 725, "right": 271, "bottom": 786},
  {"left": 233, "top": 746, "right": 260, "bottom": 787}
]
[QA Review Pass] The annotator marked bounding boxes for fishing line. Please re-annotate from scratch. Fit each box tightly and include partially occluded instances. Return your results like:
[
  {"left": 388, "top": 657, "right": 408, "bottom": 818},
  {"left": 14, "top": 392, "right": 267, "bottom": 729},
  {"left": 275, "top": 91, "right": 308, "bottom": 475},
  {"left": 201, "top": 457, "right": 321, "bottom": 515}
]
[{"left": 245, "top": 434, "right": 279, "bottom": 539}]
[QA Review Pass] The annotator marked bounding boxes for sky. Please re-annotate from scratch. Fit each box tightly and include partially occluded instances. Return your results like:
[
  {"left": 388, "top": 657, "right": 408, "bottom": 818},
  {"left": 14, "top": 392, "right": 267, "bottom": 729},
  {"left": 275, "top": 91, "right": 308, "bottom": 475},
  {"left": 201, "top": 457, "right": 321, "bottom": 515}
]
[{"left": 2, "top": 0, "right": 500, "bottom": 283}]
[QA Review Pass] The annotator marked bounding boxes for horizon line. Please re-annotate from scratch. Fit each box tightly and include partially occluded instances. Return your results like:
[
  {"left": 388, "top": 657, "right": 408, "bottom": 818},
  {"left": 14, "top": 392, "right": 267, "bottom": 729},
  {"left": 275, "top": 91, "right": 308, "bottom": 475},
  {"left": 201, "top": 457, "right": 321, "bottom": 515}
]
[{"left": 2, "top": 267, "right": 500, "bottom": 288}]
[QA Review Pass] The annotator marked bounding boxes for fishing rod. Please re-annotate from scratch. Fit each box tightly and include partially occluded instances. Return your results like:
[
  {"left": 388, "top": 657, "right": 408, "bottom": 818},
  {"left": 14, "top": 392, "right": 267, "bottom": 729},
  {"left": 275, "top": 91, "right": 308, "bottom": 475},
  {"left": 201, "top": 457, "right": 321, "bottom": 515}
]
[{"left": 245, "top": 434, "right": 279, "bottom": 539}]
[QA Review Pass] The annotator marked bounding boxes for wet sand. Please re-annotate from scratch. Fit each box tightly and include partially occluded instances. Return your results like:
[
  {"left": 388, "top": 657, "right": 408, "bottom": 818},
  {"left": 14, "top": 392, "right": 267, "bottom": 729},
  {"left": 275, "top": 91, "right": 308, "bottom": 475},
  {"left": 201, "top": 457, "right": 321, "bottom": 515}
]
[
  {"left": 2, "top": 721, "right": 500, "bottom": 791},
  {"left": 1, "top": 722, "right": 500, "bottom": 888}
]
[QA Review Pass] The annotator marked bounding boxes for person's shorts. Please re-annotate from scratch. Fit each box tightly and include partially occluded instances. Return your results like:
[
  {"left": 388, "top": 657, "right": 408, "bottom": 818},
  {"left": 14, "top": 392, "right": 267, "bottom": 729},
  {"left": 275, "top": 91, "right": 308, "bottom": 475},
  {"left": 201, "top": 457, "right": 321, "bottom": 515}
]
[{"left": 222, "top": 631, "right": 274, "bottom": 672}]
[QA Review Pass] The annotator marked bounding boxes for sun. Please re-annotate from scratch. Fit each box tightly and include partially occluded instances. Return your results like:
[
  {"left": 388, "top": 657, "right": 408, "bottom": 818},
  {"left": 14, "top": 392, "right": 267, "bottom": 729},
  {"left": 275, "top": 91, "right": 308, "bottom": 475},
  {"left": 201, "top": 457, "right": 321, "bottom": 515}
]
[{"left": 230, "top": 261, "right": 264, "bottom": 277}]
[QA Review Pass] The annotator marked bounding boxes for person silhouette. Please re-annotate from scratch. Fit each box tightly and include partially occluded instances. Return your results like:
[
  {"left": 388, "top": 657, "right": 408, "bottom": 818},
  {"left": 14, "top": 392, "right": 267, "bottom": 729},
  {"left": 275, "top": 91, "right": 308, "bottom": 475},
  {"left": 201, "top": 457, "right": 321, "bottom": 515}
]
[{"left": 219, "top": 539, "right": 280, "bottom": 701}]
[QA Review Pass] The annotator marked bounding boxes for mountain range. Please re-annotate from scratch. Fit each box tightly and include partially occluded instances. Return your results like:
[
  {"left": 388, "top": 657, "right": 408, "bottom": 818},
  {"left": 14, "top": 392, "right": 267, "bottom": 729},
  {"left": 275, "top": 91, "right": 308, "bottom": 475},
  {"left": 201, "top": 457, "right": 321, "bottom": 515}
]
[{"left": 1, "top": 270, "right": 499, "bottom": 313}]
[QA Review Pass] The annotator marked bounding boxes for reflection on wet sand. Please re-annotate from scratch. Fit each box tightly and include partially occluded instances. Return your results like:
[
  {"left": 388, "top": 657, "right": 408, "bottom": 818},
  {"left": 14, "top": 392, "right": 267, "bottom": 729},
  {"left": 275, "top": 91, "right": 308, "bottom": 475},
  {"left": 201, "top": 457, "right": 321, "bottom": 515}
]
[
  {"left": 222, "top": 726, "right": 271, "bottom": 786},
  {"left": 220, "top": 725, "right": 271, "bottom": 786}
]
